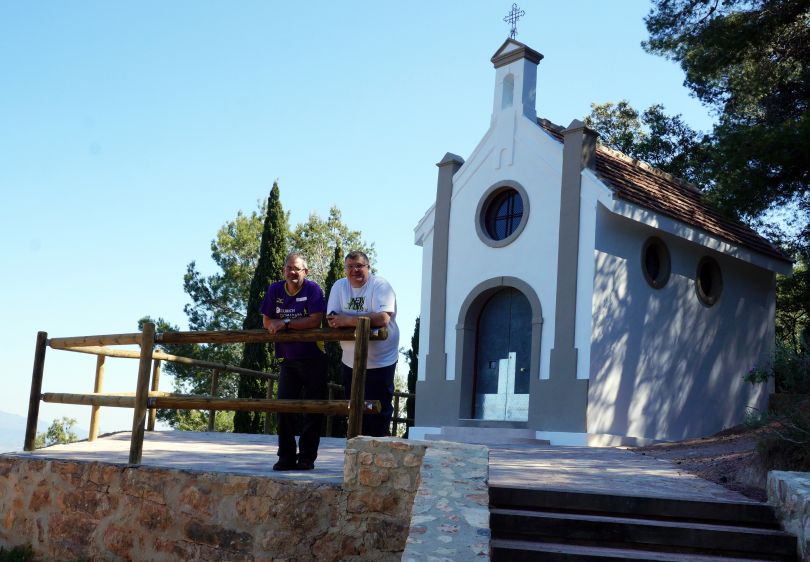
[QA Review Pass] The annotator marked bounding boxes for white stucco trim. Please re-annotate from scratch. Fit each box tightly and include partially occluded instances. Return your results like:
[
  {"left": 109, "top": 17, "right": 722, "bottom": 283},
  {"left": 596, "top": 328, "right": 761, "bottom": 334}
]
[
  {"left": 575, "top": 173, "right": 615, "bottom": 380},
  {"left": 609, "top": 199, "right": 791, "bottom": 274},
  {"left": 535, "top": 431, "right": 587, "bottom": 446},
  {"left": 406, "top": 426, "right": 442, "bottom": 441},
  {"left": 414, "top": 204, "right": 436, "bottom": 246}
]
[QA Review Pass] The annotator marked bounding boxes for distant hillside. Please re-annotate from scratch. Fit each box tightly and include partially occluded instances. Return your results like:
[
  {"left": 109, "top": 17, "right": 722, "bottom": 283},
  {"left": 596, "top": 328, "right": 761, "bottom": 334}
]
[
  {"left": 0, "top": 410, "right": 43, "bottom": 452},
  {"left": 0, "top": 411, "right": 87, "bottom": 453}
]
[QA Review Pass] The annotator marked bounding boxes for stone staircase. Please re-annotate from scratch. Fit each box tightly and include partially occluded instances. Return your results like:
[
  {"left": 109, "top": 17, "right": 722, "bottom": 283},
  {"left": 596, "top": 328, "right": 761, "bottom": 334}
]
[{"left": 490, "top": 486, "right": 798, "bottom": 561}]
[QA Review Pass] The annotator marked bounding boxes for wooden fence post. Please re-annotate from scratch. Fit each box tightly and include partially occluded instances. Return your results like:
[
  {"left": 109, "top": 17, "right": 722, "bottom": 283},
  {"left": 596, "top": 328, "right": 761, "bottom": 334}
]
[
  {"left": 24, "top": 331, "right": 48, "bottom": 451},
  {"left": 147, "top": 359, "right": 161, "bottom": 431},
  {"left": 129, "top": 322, "right": 155, "bottom": 465},
  {"left": 88, "top": 354, "right": 106, "bottom": 441},
  {"left": 207, "top": 368, "right": 220, "bottom": 432},
  {"left": 325, "top": 384, "right": 334, "bottom": 436},
  {"left": 264, "top": 376, "right": 274, "bottom": 435},
  {"left": 347, "top": 317, "right": 370, "bottom": 438},
  {"left": 392, "top": 393, "right": 401, "bottom": 437}
]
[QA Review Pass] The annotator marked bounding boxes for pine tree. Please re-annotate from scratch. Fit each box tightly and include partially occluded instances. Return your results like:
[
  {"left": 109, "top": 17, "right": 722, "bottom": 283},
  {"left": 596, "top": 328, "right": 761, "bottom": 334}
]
[
  {"left": 233, "top": 182, "right": 289, "bottom": 433},
  {"left": 323, "top": 245, "right": 346, "bottom": 436}
]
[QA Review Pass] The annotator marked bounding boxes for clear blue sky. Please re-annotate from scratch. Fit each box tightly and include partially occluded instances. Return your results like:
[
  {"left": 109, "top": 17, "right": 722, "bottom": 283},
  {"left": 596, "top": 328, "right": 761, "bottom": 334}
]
[{"left": 0, "top": 1, "right": 715, "bottom": 436}]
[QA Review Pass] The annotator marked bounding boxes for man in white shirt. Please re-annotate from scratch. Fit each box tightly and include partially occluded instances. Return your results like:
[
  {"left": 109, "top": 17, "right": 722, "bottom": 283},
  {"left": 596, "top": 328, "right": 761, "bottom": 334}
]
[{"left": 326, "top": 250, "right": 400, "bottom": 436}]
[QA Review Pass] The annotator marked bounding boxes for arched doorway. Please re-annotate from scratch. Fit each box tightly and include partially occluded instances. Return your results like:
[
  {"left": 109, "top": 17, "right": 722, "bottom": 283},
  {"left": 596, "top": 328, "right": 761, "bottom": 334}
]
[{"left": 473, "top": 288, "right": 531, "bottom": 421}]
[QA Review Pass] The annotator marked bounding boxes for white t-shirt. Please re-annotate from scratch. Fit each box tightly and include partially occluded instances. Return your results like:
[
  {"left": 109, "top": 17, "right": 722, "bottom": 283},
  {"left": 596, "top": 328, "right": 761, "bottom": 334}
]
[{"left": 327, "top": 275, "right": 400, "bottom": 369}]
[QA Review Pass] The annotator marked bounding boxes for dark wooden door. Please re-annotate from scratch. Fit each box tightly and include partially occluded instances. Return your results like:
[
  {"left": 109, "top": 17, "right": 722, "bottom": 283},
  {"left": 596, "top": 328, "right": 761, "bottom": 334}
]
[{"left": 473, "top": 288, "right": 530, "bottom": 420}]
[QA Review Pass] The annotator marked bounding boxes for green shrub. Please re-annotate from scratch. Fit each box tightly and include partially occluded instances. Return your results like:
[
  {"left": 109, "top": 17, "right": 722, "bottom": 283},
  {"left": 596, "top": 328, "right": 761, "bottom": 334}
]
[
  {"left": 0, "top": 545, "right": 34, "bottom": 562},
  {"left": 749, "top": 396, "right": 810, "bottom": 472},
  {"left": 745, "top": 343, "right": 810, "bottom": 394}
]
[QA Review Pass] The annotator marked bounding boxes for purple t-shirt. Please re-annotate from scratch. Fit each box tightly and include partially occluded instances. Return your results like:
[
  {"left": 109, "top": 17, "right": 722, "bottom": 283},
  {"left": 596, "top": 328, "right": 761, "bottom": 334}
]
[{"left": 259, "top": 279, "right": 325, "bottom": 360}]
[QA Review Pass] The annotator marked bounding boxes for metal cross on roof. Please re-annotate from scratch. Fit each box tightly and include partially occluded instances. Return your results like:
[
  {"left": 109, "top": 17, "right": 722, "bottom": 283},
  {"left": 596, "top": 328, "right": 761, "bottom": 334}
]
[{"left": 503, "top": 3, "right": 525, "bottom": 39}]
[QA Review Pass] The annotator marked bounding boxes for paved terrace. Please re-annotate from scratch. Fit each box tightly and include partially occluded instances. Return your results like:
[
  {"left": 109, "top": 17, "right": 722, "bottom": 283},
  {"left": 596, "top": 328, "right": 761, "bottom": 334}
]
[
  {"left": 6, "top": 431, "right": 765, "bottom": 561},
  {"left": 7, "top": 430, "right": 753, "bottom": 504}
]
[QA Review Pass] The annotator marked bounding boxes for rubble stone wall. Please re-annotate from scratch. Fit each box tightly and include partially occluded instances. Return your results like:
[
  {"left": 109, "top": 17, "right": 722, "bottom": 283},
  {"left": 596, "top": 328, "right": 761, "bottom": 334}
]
[{"left": 0, "top": 437, "right": 426, "bottom": 561}]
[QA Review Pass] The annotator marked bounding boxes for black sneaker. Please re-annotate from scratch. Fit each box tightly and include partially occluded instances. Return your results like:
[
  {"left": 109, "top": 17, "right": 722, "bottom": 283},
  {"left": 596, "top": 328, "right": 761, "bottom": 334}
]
[
  {"left": 273, "top": 459, "right": 297, "bottom": 471},
  {"left": 296, "top": 459, "right": 314, "bottom": 470}
]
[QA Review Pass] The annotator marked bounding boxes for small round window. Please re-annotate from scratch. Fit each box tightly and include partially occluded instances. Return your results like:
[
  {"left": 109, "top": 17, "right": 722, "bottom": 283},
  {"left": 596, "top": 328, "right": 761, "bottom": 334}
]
[
  {"left": 485, "top": 188, "right": 523, "bottom": 240},
  {"left": 475, "top": 181, "right": 530, "bottom": 247},
  {"left": 695, "top": 256, "right": 723, "bottom": 307},
  {"left": 641, "top": 237, "right": 671, "bottom": 289}
]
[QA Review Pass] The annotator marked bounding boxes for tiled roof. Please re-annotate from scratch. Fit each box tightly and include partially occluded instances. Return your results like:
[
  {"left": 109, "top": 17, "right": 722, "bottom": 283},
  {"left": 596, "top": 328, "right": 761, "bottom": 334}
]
[{"left": 537, "top": 118, "right": 789, "bottom": 263}]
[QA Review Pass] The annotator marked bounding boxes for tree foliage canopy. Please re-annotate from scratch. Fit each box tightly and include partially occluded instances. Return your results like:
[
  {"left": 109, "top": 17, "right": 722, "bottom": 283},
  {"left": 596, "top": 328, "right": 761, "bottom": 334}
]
[
  {"left": 148, "top": 186, "right": 376, "bottom": 431},
  {"left": 234, "top": 182, "right": 288, "bottom": 433},
  {"left": 584, "top": 100, "right": 711, "bottom": 185},
  {"left": 644, "top": 0, "right": 809, "bottom": 239},
  {"left": 290, "top": 205, "right": 375, "bottom": 286},
  {"left": 35, "top": 417, "right": 78, "bottom": 449}
]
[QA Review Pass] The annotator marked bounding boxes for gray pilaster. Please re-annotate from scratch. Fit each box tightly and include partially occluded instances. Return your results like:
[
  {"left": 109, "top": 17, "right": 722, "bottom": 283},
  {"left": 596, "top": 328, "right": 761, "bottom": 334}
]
[
  {"left": 539, "top": 119, "right": 596, "bottom": 432},
  {"left": 419, "top": 153, "right": 464, "bottom": 423}
]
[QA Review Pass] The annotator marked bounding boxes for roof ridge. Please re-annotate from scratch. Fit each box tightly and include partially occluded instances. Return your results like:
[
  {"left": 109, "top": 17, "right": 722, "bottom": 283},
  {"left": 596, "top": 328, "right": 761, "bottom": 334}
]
[
  {"left": 536, "top": 117, "right": 565, "bottom": 135},
  {"left": 535, "top": 116, "right": 788, "bottom": 262},
  {"left": 537, "top": 116, "right": 701, "bottom": 195},
  {"left": 596, "top": 143, "right": 703, "bottom": 195}
]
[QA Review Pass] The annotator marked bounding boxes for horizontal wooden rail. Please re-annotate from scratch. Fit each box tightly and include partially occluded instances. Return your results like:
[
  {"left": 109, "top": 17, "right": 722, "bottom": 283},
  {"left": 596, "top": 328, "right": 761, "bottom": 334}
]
[
  {"left": 47, "top": 327, "right": 387, "bottom": 349},
  {"left": 150, "top": 396, "right": 380, "bottom": 415},
  {"left": 48, "top": 333, "right": 142, "bottom": 349},
  {"left": 43, "top": 392, "right": 170, "bottom": 408},
  {"left": 155, "top": 327, "right": 388, "bottom": 345},
  {"left": 62, "top": 346, "right": 278, "bottom": 380},
  {"left": 41, "top": 392, "right": 381, "bottom": 416}
]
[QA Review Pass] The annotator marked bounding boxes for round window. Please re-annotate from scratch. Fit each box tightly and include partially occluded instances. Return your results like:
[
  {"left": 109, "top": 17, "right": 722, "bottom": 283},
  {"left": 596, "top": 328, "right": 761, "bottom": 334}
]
[
  {"left": 641, "top": 237, "right": 671, "bottom": 289},
  {"left": 695, "top": 256, "right": 723, "bottom": 306},
  {"left": 484, "top": 188, "right": 523, "bottom": 240},
  {"left": 475, "top": 181, "right": 530, "bottom": 247}
]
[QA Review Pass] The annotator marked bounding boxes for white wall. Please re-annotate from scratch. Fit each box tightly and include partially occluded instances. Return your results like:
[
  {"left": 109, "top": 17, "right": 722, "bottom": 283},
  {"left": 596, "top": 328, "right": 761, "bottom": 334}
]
[{"left": 443, "top": 114, "right": 563, "bottom": 382}]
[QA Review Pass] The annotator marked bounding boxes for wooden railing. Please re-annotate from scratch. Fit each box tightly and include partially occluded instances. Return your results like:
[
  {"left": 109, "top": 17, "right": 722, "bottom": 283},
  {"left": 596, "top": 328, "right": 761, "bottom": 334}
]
[{"left": 25, "top": 319, "right": 391, "bottom": 464}]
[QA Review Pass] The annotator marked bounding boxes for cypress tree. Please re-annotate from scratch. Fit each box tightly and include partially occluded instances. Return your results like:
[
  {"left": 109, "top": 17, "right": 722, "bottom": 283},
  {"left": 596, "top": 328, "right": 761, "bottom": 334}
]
[
  {"left": 323, "top": 245, "right": 346, "bottom": 436},
  {"left": 404, "top": 317, "right": 419, "bottom": 438},
  {"left": 233, "top": 182, "right": 289, "bottom": 433}
]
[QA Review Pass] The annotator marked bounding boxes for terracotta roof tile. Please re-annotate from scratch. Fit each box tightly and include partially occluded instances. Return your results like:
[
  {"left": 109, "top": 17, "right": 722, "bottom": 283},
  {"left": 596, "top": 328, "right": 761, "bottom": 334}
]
[{"left": 537, "top": 118, "right": 789, "bottom": 263}]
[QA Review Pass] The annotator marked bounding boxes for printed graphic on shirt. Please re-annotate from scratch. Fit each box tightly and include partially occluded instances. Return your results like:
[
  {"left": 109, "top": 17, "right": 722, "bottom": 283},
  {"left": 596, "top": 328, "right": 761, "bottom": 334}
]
[
  {"left": 347, "top": 297, "right": 365, "bottom": 312},
  {"left": 275, "top": 306, "right": 308, "bottom": 318}
]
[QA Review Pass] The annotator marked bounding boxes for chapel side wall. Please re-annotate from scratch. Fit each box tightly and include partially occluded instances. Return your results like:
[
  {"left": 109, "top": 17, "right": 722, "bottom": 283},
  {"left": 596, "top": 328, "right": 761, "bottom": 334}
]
[{"left": 587, "top": 206, "right": 773, "bottom": 442}]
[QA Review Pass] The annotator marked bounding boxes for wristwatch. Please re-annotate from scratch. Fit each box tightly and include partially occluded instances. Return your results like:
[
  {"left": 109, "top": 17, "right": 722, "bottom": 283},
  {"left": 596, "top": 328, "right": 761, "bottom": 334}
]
[{"left": 284, "top": 318, "right": 290, "bottom": 330}]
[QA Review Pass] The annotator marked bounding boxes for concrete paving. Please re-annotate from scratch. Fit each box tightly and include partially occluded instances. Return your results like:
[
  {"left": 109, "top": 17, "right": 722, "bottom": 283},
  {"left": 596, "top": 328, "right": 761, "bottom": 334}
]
[
  {"left": 487, "top": 443, "right": 756, "bottom": 503},
  {"left": 8, "top": 431, "right": 758, "bottom": 504},
  {"left": 13, "top": 430, "right": 345, "bottom": 483}
]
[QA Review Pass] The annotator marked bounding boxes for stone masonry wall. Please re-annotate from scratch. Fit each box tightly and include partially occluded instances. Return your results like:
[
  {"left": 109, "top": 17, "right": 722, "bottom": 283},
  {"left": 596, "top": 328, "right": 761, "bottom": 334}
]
[
  {"left": 0, "top": 437, "right": 426, "bottom": 561},
  {"left": 402, "top": 440, "right": 490, "bottom": 561},
  {"left": 768, "top": 470, "right": 810, "bottom": 562}
]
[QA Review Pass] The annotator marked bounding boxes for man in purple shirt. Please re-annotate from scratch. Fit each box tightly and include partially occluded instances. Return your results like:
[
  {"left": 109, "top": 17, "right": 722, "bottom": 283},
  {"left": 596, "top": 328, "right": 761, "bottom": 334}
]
[{"left": 260, "top": 252, "right": 327, "bottom": 471}]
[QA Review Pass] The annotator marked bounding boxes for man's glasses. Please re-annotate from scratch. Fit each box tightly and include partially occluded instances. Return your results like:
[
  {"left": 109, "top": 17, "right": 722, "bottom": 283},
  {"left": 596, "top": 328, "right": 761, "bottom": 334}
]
[
  {"left": 284, "top": 266, "right": 306, "bottom": 273},
  {"left": 345, "top": 264, "right": 368, "bottom": 271}
]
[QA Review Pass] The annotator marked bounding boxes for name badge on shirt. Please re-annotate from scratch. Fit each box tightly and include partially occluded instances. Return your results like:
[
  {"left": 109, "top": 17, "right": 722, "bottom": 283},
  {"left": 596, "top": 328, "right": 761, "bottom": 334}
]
[{"left": 296, "top": 296, "right": 308, "bottom": 302}]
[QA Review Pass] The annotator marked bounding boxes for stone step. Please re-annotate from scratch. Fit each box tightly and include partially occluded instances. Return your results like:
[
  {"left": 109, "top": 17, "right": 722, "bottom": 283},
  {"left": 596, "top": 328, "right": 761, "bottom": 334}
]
[
  {"left": 424, "top": 426, "right": 550, "bottom": 446},
  {"left": 491, "top": 539, "right": 790, "bottom": 562},
  {"left": 490, "top": 486, "right": 781, "bottom": 528},
  {"left": 490, "top": 508, "right": 797, "bottom": 560}
]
